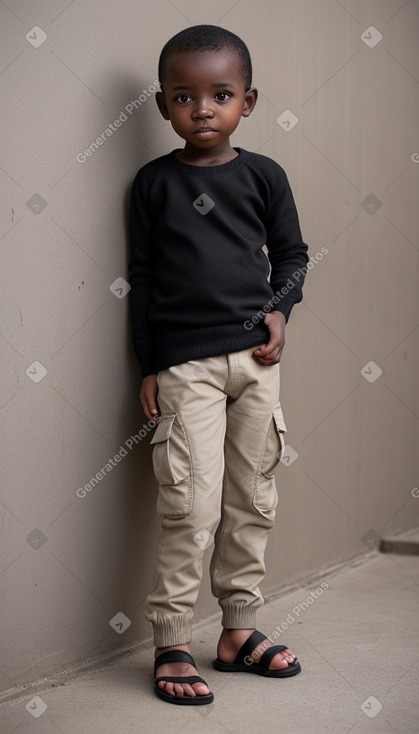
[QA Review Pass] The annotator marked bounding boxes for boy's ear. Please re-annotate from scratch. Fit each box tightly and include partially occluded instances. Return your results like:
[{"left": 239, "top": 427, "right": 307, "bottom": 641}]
[
  {"left": 156, "top": 91, "right": 170, "bottom": 120},
  {"left": 241, "top": 87, "right": 258, "bottom": 118}
]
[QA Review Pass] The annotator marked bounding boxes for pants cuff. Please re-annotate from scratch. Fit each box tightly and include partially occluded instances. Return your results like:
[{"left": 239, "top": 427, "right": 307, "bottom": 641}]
[
  {"left": 149, "top": 612, "right": 193, "bottom": 647},
  {"left": 220, "top": 601, "right": 260, "bottom": 629}
]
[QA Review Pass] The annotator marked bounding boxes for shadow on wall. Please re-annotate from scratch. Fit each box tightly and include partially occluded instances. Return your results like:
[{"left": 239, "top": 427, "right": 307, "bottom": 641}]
[
  {"left": 71, "top": 72, "right": 164, "bottom": 667},
  {"left": 108, "top": 74, "right": 163, "bottom": 648}
]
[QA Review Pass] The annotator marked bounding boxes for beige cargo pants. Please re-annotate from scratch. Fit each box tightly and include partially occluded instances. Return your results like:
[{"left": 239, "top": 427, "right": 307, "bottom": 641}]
[{"left": 144, "top": 345, "right": 286, "bottom": 647}]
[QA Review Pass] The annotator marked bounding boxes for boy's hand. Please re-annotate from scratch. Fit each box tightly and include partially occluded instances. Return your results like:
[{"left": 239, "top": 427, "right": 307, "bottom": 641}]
[
  {"left": 252, "top": 310, "right": 286, "bottom": 365},
  {"left": 140, "top": 374, "right": 160, "bottom": 422}
]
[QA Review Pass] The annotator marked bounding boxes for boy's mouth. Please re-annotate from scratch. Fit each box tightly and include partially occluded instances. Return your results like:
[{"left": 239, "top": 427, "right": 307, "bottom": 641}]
[{"left": 194, "top": 127, "right": 217, "bottom": 134}]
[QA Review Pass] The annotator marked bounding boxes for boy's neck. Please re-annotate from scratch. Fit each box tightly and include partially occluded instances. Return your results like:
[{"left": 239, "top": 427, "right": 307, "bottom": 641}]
[{"left": 175, "top": 140, "right": 238, "bottom": 167}]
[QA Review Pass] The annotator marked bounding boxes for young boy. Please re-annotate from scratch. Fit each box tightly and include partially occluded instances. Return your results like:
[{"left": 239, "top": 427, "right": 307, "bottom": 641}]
[{"left": 129, "top": 25, "right": 309, "bottom": 705}]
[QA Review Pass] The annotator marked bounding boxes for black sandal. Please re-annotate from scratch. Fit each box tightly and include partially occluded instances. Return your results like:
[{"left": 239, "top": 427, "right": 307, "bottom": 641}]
[
  {"left": 213, "top": 629, "right": 301, "bottom": 677},
  {"left": 154, "top": 650, "right": 214, "bottom": 705}
]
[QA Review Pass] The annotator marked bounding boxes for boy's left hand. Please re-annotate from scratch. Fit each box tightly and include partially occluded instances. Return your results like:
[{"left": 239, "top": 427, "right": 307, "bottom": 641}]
[{"left": 252, "top": 310, "right": 286, "bottom": 365}]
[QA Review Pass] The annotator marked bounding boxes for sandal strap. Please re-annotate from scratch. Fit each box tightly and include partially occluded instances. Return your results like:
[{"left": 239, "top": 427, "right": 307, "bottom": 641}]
[
  {"left": 234, "top": 631, "right": 291, "bottom": 667},
  {"left": 233, "top": 630, "right": 266, "bottom": 664},
  {"left": 154, "top": 649, "right": 196, "bottom": 675},
  {"left": 259, "top": 645, "right": 289, "bottom": 669},
  {"left": 154, "top": 675, "right": 207, "bottom": 686}
]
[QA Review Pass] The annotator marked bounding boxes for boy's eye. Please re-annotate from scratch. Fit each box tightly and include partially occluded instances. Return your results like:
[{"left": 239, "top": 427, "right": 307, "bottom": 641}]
[
  {"left": 215, "top": 92, "right": 231, "bottom": 102},
  {"left": 175, "top": 94, "right": 192, "bottom": 104}
]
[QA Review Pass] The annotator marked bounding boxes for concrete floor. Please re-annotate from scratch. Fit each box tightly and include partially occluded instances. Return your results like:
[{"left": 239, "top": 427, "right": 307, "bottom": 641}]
[{"left": 1, "top": 532, "right": 419, "bottom": 734}]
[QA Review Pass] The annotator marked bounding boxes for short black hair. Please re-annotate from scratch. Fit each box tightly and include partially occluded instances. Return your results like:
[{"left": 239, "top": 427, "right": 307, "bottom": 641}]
[{"left": 158, "top": 24, "right": 252, "bottom": 91}]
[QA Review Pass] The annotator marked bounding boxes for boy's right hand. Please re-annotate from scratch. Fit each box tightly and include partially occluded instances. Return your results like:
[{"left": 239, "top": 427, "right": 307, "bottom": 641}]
[{"left": 140, "top": 374, "right": 160, "bottom": 422}]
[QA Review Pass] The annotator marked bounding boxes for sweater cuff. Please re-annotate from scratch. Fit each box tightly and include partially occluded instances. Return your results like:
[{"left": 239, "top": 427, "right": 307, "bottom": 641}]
[
  {"left": 273, "top": 289, "right": 302, "bottom": 322},
  {"left": 133, "top": 342, "right": 156, "bottom": 377}
]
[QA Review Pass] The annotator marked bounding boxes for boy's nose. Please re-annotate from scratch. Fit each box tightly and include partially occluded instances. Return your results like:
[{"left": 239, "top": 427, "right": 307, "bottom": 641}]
[{"left": 192, "top": 99, "right": 214, "bottom": 119}]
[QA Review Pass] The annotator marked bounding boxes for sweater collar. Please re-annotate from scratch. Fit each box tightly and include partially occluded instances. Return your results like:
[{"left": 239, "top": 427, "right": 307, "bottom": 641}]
[{"left": 169, "top": 148, "right": 244, "bottom": 175}]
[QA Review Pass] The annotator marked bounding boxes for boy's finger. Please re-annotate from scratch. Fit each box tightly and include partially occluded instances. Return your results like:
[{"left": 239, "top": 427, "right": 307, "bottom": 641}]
[
  {"left": 255, "top": 343, "right": 283, "bottom": 364},
  {"left": 256, "top": 354, "right": 281, "bottom": 365},
  {"left": 140, "top": 395, "right": 157, "bottom": 422},
  {"left": 143, "top": 405, "right": 152, "bottom": 422},
  {"left": 264, "top": 342, "right": 279, "bottom": 357},
  {"left": 147, "top": 398, "right": 160, "bottom": 421},
  {"left": 254, "top": 341, "right": 278, "bottom": 358},
  {"left": 253, "top": 343, "right": 268, "bottom": 356}
]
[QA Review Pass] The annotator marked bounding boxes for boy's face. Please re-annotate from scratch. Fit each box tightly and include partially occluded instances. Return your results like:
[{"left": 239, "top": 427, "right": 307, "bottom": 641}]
[{"left": 156, "top": 48, "right": 257, "bottom": 152}]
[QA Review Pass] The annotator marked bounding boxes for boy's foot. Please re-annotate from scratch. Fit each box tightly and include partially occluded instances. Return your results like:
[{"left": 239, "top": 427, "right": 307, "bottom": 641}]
[
  {"left": 154, "top": 644, "right": 211, "bottom": 698},
  {"left": 216, "top": 628, "right": 297, "bottom": 670}
]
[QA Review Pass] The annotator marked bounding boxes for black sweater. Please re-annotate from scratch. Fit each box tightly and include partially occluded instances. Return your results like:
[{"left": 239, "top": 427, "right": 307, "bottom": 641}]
[{"left": 128, "top": 148, "right": 309, "bottom": 376}]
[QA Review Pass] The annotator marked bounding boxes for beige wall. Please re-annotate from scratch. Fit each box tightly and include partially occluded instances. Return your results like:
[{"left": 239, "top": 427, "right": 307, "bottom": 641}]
[{"left": 1, "top": 0, "right": 418, "bottom": 694}]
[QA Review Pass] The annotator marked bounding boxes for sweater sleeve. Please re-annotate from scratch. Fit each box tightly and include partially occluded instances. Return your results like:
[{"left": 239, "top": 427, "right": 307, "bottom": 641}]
[
  {"left": 128, "top": 169, "right": 156, "bottom": 376},
  {"left": 264, "top": 166, "right": 309, "bottom": 322}
]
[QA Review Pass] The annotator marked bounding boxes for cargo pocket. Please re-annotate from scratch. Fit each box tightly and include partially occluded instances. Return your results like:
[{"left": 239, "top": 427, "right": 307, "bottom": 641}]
[
  {"left": 150, "top": 413, "right": 193, "bottom": 518},
  {"left": 253, "top": 403, "right": 287, "bottom": 515}
]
